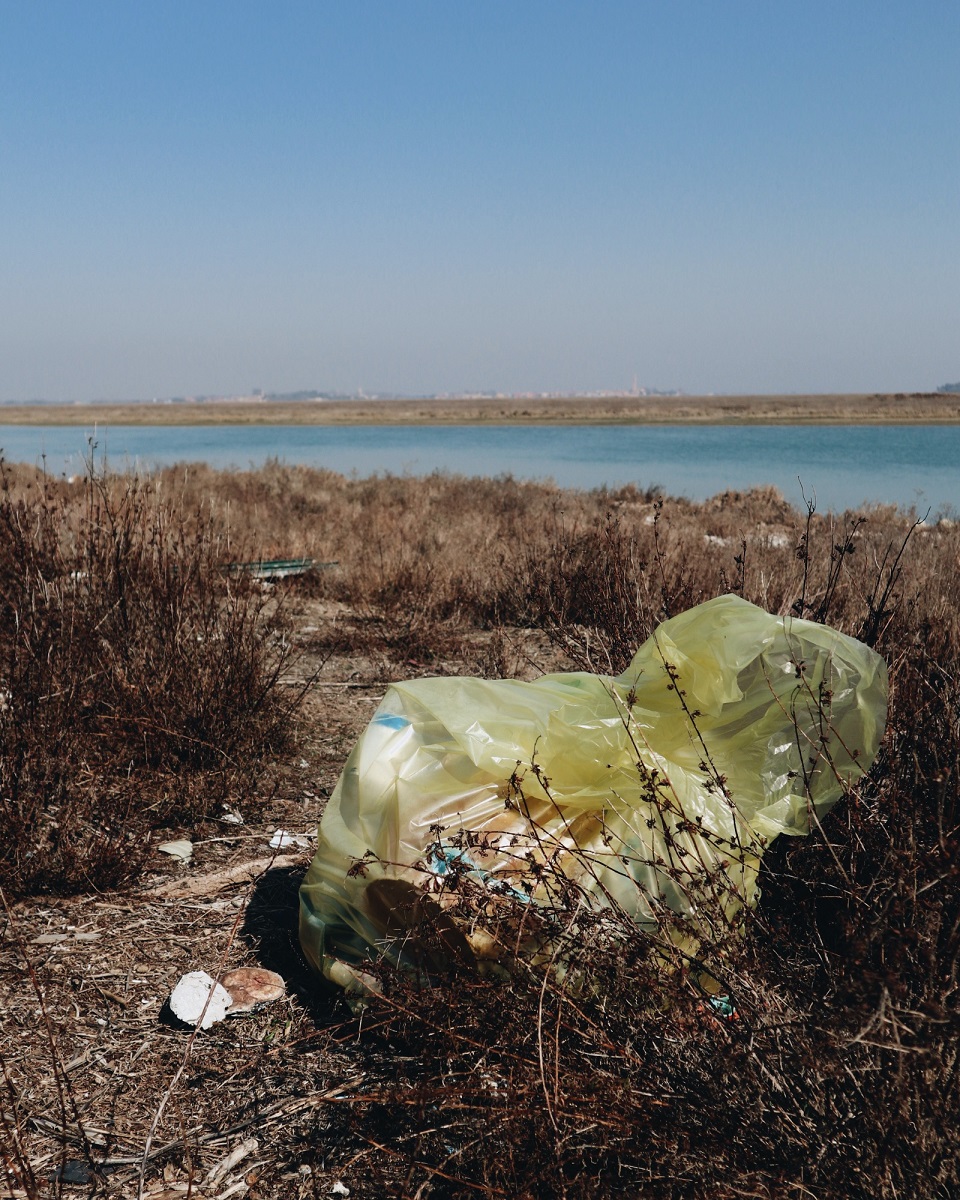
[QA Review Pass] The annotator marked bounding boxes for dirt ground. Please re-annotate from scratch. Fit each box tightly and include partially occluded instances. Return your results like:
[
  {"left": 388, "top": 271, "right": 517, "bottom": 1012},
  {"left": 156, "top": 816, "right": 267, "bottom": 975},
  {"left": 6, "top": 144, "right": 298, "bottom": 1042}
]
[{"left": 1, "top": 596, "right": 561, "bottom": 1200}]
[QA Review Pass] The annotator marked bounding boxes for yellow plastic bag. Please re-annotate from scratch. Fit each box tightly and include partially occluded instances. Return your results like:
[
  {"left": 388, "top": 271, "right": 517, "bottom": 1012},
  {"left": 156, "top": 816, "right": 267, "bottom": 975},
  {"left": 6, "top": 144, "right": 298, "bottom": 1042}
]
[{"left": 299, "top": 595, "right": 887, "bottom": 994}]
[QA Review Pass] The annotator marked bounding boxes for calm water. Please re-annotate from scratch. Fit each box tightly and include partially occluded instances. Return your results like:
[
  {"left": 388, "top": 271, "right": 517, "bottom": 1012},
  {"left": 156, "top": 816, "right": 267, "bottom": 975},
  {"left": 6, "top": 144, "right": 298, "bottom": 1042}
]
[{"left": 0, "top": 422, "right": 955, "bottom": 515}]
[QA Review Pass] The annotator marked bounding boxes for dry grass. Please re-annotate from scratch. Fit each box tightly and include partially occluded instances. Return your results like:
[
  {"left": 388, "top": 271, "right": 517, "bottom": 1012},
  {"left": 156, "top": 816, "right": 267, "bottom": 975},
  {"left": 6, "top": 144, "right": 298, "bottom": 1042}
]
[
  {"left": 1, "top": 462, "right": 957, "bottom": 1198},
  {"left": 0, "top": 464, "right": 305, "bottom": 898}
]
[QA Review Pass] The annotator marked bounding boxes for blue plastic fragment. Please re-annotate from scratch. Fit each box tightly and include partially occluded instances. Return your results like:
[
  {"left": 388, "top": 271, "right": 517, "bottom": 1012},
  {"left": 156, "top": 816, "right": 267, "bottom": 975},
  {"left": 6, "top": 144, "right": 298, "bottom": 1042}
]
[
  {"left": 427, "top": 843, "right": 530, "bottom": 903},
  {"left": 373, "top": 713, "right": 409, "bottom": 730}
]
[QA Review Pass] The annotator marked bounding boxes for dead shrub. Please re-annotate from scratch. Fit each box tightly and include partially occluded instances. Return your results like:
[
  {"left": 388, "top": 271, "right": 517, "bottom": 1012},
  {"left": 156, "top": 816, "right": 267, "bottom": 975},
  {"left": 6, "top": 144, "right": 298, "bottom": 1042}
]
[{"left": 0, "top": 464, "right": 303, "bottom": 898}]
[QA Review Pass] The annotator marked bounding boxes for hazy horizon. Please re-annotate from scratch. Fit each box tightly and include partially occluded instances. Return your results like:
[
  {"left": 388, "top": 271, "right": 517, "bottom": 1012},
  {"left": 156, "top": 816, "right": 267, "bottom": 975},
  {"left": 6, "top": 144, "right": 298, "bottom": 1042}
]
[{"left": 3, "top": 3, "right": 958, "bottom": 403}]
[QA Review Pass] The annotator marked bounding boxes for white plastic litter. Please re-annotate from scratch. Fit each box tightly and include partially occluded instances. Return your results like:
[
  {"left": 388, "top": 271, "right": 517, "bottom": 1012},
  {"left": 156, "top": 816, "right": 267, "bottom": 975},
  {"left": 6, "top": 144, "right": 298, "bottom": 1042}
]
[
  {"left": 158, "top": 839, "right": 193, "bottom": 862},
  {"left": 168, "top": 971, "right": 233, "bottom": 1029},
  {"left": 269, "top": 830, "right": 311, "bottom": 850}
]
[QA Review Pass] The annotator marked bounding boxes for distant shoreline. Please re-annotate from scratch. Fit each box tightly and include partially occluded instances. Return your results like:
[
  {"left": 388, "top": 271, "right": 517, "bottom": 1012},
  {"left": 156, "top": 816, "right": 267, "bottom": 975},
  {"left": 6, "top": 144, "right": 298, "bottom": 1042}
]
[{"left": 1, "top": 392, "right": 959, "bottom": 427}]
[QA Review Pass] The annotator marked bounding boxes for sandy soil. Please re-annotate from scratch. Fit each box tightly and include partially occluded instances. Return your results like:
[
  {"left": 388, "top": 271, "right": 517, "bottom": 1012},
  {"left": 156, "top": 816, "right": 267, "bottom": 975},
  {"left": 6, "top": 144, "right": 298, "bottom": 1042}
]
[{"left": 2, "top": 391, "right": 960, "bottom": 427}]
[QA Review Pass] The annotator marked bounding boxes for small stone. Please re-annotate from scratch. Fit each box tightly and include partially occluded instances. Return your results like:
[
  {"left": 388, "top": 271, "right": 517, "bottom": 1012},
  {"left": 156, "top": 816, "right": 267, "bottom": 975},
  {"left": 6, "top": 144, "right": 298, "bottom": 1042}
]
[
  {"left": 168, "top": 971, "right": 233, "bottom": 1029},
  {"left": 222, "top": 967, "right": 286, "bottom": 1013}
]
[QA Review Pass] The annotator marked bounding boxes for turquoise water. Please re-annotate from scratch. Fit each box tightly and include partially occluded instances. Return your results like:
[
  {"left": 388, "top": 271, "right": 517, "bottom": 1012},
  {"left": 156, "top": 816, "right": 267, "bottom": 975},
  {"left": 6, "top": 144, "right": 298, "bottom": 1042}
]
[{"left": 0, "top": 422, "right": 955, "bottom": 515}]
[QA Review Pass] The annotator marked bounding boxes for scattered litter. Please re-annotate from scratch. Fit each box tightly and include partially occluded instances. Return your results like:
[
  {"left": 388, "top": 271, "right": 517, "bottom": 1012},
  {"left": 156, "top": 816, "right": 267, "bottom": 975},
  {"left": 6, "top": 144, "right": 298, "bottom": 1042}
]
[
  {"left": 300, "top": 595, "right": 887, "bottom": 994},
  {"left": 220, "top": 807, "right": 244, "bottom": 825},
  {"left": 269, "top": 829, "right": 311, "bottom": 850},
  {"left": 222, "top": 967, "right": 286, "bottom": 1013},
  {"left": 331, "top": 1183, "right": 350, "bottom": 1197},
  {"left": 690, "top": 963, "right": 737, "bottom": 1019},
  {"left": 227, "top": 557, "right": 336, "bottom": 580},
  {"left": 32, "top": 932, "right": 69, "bottom": 945},
  {"left": 168, "top": 970, "right": 233, "bottom": 1029},
  {"left": 428, "top": 844, "right": 529, "bottom": 903},
  {"left": 52, "top": 1160, "right": 118, "bottom": 1185},
  {"left": 158, "top": 839, "right": 194, "bottom": 862}
]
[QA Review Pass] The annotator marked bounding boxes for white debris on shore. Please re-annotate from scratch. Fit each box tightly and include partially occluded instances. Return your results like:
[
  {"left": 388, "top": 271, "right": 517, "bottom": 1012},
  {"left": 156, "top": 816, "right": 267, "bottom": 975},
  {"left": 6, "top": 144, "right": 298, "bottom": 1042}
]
[{"left": 168, "top": 970, "right": 233, "bottom": 1029}]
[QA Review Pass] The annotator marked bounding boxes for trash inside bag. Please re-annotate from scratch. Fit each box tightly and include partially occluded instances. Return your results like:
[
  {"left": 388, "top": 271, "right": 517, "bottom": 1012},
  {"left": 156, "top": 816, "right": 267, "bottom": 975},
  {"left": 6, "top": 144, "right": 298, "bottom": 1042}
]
[{"left": 299, "top": 595, "right": 887, "bottom": 995}]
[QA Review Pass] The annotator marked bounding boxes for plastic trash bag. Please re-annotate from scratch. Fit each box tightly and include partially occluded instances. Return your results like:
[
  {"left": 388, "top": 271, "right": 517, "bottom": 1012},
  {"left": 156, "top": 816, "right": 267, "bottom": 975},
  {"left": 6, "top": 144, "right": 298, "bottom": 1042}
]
[{"left": 299, "top": 595, "right": 887, "bottom": 995}]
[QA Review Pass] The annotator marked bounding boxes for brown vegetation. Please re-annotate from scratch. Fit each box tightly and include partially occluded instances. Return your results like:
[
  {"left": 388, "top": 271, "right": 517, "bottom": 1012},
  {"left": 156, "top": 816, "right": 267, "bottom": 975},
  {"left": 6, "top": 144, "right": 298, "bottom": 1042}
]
[
  {"left": 1, "top": 462, "right": 957, "bottom": 1198},
  {"left": 0, "top": 465, "right": 303, "bottom": 899},
  {"left": 2, "top": 391, "right": 960, "bottom": 426}
]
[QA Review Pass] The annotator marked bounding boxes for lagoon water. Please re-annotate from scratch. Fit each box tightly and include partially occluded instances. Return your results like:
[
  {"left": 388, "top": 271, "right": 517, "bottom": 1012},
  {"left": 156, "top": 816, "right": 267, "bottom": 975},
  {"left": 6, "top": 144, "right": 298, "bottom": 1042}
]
[{"left": 0, "top": 422, "right": 955, "bottom": 515}]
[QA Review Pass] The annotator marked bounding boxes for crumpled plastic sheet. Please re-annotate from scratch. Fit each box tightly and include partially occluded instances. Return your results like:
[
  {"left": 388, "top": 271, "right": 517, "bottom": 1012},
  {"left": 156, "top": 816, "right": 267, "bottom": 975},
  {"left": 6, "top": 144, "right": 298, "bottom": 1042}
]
[{"left": 300, "top": 594, "right": 887, "bottom": 994}]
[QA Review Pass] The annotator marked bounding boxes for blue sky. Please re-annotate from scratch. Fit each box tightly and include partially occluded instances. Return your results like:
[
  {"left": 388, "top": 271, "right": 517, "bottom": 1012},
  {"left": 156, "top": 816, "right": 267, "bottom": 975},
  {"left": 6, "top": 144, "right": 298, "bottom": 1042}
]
[{"left": 1, "top": 1, "right": 958, "bottom": 400}]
